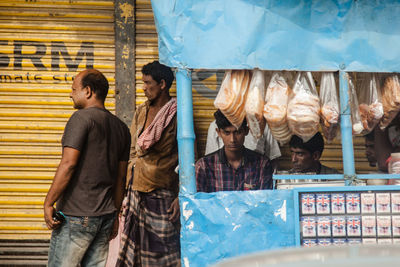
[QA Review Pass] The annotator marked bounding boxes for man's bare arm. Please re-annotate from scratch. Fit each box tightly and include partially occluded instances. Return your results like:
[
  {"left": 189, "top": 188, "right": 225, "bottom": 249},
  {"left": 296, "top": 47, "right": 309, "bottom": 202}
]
[
  {"left": 109, "top": 161, "right": 128, "bottom": 240},
  {"left": 44, "top": 147, "right": 80, "bottom": 230}
]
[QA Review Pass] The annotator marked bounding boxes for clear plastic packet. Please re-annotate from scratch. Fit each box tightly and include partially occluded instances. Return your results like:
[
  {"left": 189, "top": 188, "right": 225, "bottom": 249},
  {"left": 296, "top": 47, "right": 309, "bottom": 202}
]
[
  {"left": 263, "top": 71, "right": 292, "bottom": 145},
  {"left": 214, "top": 70, "right": 251, "bottom": 128},
  {"left": 245, "top": 69, "right": 266, "bottom": 139},
  {"left": 214, "top": 70, "right": 232, "bottom": 111},
  {"left": 379, "top": 75, "right": 400, "bottom": 130},
  {"left": 287, "top": 72, "right": 320, "bottom": 142},
  {"left": 319, "top": 72, "right": 340, "bottom": 143},
  {"left": 357, "top": 73, "right": 384, "bottom": 134},
  {"left": 348, "top": 75, "right": 364, "bottom": 135},
  {"left": 264, "top": 71, "right": 272, "bottom": 89}
]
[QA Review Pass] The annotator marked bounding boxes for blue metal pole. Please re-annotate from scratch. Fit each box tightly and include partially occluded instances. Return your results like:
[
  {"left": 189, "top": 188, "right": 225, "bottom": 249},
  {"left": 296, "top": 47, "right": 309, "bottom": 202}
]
[
  {"left": 176, "top": 68, "right": 196, "bottom": 194},
  {"left": 339, "top": 70, "right": 356, "bottom": 185}
]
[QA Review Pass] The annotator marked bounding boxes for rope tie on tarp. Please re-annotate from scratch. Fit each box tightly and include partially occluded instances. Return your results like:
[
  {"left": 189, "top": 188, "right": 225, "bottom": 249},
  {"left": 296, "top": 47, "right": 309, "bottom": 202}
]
[{"left": 344, "top": 174, "right": 363, "bottom": 185}]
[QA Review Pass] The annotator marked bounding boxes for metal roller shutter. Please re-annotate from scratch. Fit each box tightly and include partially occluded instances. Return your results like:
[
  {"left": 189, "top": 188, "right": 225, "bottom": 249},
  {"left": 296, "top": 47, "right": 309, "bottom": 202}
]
[
  {"left": 138, "top": 0, "right": 374, "bottom": 173},
  {"left": 0, "top": 0, "right": 115, "bottom": 239}
]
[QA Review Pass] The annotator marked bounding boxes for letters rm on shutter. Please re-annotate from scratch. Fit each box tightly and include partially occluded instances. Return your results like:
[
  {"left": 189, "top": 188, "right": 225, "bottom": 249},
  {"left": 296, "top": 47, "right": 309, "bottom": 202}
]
[{"left": 0, "top": 0, "right": 115, "bottom": 239}]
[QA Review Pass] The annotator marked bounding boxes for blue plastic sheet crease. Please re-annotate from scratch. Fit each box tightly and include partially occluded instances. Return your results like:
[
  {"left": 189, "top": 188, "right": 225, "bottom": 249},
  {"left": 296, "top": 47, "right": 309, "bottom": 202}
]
[
  {"left": 151, "top": 0, "right": 400, "bottom": 72},
  {"left": 179, "top": 190, "right": 295, "bottom": 267}
]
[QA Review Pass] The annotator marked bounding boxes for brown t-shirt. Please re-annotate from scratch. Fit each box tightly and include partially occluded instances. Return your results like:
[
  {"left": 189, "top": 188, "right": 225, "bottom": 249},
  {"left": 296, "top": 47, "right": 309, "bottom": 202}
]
[
  {"left": 57, "top": 107, "right": 131, "bottom": 216},
  {"left": 127, "top": 101, "right": 179, "bottom": 193}
]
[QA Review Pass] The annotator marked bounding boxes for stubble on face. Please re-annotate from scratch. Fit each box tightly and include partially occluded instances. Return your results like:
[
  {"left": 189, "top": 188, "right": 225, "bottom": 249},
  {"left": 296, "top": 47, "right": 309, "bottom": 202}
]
[
  {"left": 70, "top": 72, "right": 86, "bottom": 109},
  {"left": 142, "top": 74, "right": 163, "bottom": 103},
  {"left": 290, "top": 147, "right": 315, "bottom": 172}
]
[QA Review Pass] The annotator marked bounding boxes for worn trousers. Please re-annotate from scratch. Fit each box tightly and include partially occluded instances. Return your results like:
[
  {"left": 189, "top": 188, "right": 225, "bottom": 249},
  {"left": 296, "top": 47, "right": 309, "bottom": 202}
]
[{"left": 48, "top": 213, "right": 115, "bottom": 267}]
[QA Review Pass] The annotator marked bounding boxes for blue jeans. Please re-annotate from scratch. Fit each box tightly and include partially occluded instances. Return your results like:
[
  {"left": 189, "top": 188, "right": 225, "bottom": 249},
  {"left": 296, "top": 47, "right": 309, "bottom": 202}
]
[{"left": 48, "top": 213, "right": 115, "bottom": 267}]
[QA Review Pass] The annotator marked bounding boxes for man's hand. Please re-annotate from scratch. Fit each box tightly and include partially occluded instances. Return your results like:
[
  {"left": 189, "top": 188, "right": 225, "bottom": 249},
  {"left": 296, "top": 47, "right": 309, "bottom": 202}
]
[
  {"left": 109, "top": 217, "right": 120, "bottom": 241},
  {"left": 44, "top": 205, "right": 61, "bottom": 230},
  {"left": 43, "top": 147, "right": 80, "bottom": 230},
  {"left": 167, "top": 197, "right": 180, "bottom": 222}
]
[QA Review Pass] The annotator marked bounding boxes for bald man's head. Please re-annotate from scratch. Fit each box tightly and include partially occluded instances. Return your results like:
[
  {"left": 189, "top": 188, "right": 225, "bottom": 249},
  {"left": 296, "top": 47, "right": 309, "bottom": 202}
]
[{"left": 78, "top": 69, "right": 109, "bottom": 102}]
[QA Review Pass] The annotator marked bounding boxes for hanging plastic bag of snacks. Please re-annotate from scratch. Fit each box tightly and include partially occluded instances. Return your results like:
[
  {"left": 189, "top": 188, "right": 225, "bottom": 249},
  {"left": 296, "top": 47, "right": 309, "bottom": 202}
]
[
  {"left": 214, "top": 70, "right": 251, "bottom": 129},
  {"left": 245, "top": 69, "right": 266, "bottom": 139},
  {"left": 319, "top": 72, "right": 340, "bottom": 143},
  {"left": 287, "top": 72, "right": 320, "bottom": 142},
  {"left": 357, "top": 73, "right": 384, "bottom": 134},
  {"left": 379, "top": 75, "right": 400, "bottom": 130},
  {"left": 348, "top": 74, "right": 364, "bottom": 135},
  {"left": 263, "top": 71, "right": 292, "bottom": 145}
]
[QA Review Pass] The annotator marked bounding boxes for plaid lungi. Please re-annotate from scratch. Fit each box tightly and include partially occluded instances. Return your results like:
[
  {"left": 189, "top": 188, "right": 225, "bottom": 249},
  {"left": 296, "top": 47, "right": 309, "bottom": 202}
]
[{"left": 117, "top": 188, "right": 181, "bottom": 267}]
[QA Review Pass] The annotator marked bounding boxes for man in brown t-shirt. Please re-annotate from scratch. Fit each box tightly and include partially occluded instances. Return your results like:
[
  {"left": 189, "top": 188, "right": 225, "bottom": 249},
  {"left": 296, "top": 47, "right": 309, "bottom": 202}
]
[
  {"left": 117, "top": 61, "right": 181, "bottom": 266},
  {"left": 43, "top": 69, "right": 131, "bottom": 266}
]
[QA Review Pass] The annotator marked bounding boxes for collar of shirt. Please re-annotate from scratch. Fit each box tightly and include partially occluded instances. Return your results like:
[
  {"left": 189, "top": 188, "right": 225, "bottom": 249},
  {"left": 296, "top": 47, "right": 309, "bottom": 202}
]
[
  {"left": 137, "top": 101, "right": 151, "bottom": 137},
  {"left": 218, "top": 146, "right": 248, "bottom": 169}
]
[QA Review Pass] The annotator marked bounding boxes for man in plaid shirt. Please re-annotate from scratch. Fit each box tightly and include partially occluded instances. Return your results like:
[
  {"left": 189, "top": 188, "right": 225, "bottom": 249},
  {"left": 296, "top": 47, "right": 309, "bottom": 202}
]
[{"left": 196, "top": 110, "right": 273, "bottom": 192}]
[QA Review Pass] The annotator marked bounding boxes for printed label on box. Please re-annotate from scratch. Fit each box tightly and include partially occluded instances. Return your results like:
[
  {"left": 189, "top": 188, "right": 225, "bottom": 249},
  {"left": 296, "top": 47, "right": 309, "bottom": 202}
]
[
  {"left": 361, "top": 193, "right": 375, "bottom": 214},
  {"left": 331, "top": 193, "right": 346, "bottom": 214},
  {"left": 301, "top": 194, "right": 316, "bottom": 215},
  {"left": 316, "top": 194, "right": 331, "bottom": 214},
  {"left": 391, "top": 193, "right": 400, "bottom": 214},
  {"left": 346, "top": 193, "right": 361, "bottom": 214},
  {"left": 301, "top": 216, "right": 316, "bottom": 237},
  {"left": 332, "top": 216, "right": 346, "bottom": 237},
  {"left": 376, "top": 193, "right": 391, "bottom": 214},
  {"left": 362, "top": 216, "right": 376, "bottom": 237},
  {"left": 347, "top": 216, "right": 361, "bottom": 237},
  {"left": 377, "top": 216, "right": 392, "bottom": 237},
  {"left": 392, "top": 215, "right": 400, "bottom": 237},
  {"left": 317, "top": 217, "right": 331, "bottom": 237}
]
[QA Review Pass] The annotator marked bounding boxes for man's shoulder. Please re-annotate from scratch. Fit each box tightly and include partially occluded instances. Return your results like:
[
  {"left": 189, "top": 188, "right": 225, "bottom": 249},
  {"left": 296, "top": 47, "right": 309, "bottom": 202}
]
[
  {"left": 244, "top": 148, "right": 269, "bottom": 161},
  {"left": 320, "top": 164, "right": 340, "bottom": 174},
  {"left": 71, "top": 108, "right": 87, "bottom": 116},
  {"left": 201, "top": 150, "right": 220, "bottom": 160},
  {"left": 76, "top": 108, "right": 129, "bottom": 134},
  {"left": 112, "top": 115, "right": 130, "bottom": 135},
  {"left": 107, "top": 110, "right": 128, "bottom": 127},
  {"left": 132, "top": 102, "right": 148, "bottom": 118},
  {"left": 137, "top": 101, "right": 148, "bottom": 110},
  {"left": 208, "top": 120, "right": 217, "bottom": 129},
  {"left": 72, "top": 107, "right": 103, "bottom": 118},
  {"left": 196, "top": 150, "right": 220, "bottom": 166},
  {"left": 68, "top": 109, "right": 89, "bottom": 124}
]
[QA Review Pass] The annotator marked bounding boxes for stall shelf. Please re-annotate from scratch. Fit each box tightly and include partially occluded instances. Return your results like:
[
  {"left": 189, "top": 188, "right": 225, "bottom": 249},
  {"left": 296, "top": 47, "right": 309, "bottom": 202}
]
[{"left": 150, "top": 1, "right": 400, "bottom": 266}]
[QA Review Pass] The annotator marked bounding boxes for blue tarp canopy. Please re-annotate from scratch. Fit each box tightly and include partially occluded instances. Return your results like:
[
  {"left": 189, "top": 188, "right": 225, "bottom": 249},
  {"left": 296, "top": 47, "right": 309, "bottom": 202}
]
[
  {"left": 150, "top": 1, "right": 400, "bottom": 266},
  {"left": 152, "top": 0, "right": 400, "bottom": 72}
]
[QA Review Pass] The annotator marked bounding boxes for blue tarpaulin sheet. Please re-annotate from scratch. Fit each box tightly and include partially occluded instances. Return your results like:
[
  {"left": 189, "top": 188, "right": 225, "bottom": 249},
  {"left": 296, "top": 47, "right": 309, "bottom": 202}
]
[
  {"left": 180, "top": 190, "right": 295, "bottom": 267},
  {"left": 152, "top": 0, "right": 400, "bottom": 72},
  {"left": 150, "top": 0, "right": 400, "bottom": 266}
]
